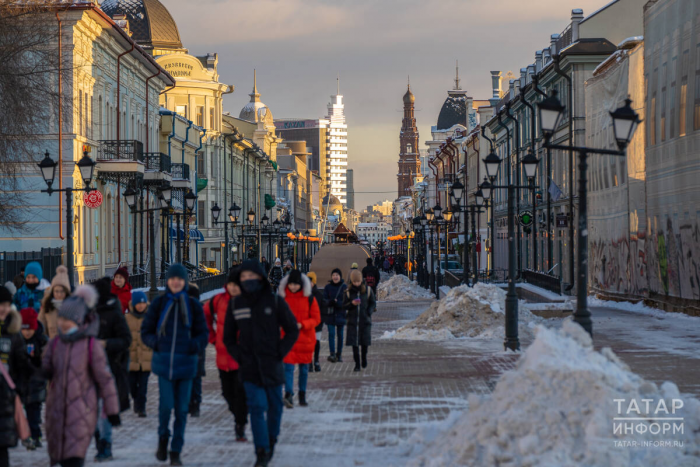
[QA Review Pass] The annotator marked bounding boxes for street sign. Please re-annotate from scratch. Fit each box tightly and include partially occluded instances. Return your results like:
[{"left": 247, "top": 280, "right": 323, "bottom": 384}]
[
  {"left": 519, "top": 210, "right": 533, "bottom": 227},
  {"left": 556, "top": 213, "right": 568, "bottom": 228},
  {"left": 83, "top": 190, "right": 103, "bottom": 209}
]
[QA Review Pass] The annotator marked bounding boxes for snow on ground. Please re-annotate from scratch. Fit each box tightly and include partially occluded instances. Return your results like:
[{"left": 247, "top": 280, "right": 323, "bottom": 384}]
[
  {"left": 383, "top": 283, "right": 542, "bottom": 341},
  {"left": 406, "top": 320, "right": 700, "bottom": 467},
  {"left": 377, "top": 274, "right": 434, "bottom": 301},
  {"left": 589, "top": 296, "right": 699, "bottom": 320}
]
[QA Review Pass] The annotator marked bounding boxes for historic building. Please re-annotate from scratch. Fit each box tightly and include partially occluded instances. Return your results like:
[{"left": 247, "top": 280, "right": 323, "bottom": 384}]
[{"left": 398, "top": 82, "right": 421, "bottom": 198}]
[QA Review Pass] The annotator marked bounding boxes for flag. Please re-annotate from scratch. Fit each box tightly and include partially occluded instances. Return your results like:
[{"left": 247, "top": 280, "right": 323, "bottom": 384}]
[{"left": 549, "top": 178, "right": 563, "bottom": 202}]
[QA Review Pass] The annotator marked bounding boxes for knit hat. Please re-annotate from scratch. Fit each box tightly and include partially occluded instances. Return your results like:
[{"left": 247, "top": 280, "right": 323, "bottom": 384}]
[
  {"left": 307, "top": 271, "right": 317, "bottom": 284},
  {"left": 284, "top": 259, "right": 293, "bottom": 267},
  {"left": 25, "top": 261, "right": 43, "bottom": 281},
  {"left": 20, "top": 307, "right": 38, "bottom": 330},
  {"left": 274, "top": 258, "right": 281, "bottom": 266},
  {"left": 51, "top": 265, "right": 71, "bottom": 291},
  {"left": 114, "top": 267, "right": 129, "bottom": 282},
  {"left": 166, "top": 263, "right": 188, "bottom": 281},
  {"left": 72, "top": 285, "right": 98, "bottom": 309},
  {"left": 0, "top": 286, "right": 12, "bottom": 304},
  {"left": 58, "top": 296, "right": 90, "bottom": 325},
  {"left": 351, "top": 263, "right": 358, "bottom": 269},
  {"left": 132, "top": 290, "right": 148, "bottom": 305},
  {"left": 238, "top": 259, "right": 265, "bottom": 279},
  {"left": 3, "top": 282, "right": 16, "bottom": 297},
  {"left": 350, "top": 270, "right": 363, "bottom": 283},
  {"left": 331, "top": 268, "right": 343, "bottom": 279},
  {"left": 288, "top": 269, "right": 303, "bottom": 286},
  {"left": 227, "top": 267, "right": 239, "bottom": 284}
]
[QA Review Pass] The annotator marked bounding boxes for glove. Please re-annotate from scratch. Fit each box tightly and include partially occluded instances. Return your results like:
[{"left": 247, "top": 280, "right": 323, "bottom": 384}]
[{"left": 108, "top": 414, "right": 122, "bottom": 427}]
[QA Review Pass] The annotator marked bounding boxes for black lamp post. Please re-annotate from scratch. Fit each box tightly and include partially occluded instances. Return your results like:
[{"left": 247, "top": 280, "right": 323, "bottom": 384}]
[
  {"left": 245, "top": 209, "right": 256, "bottom": 259},
  {"left": 173, "top": 190, "right": 197, "bottom": 265},
  {"left": 124, "top": 186, "right": 171, "bottom": 299},
  {"left": 38, "top": 150, "right": 96, "bottom": 288},
  {"left": 212, "top": 202, "right": 241, "bottom": 273},
  {"left": 303, "top": 229, "right": 311, "bottom": 272},
  {"left": 539, "top": 93, "right": 640, "bottom": 336}
]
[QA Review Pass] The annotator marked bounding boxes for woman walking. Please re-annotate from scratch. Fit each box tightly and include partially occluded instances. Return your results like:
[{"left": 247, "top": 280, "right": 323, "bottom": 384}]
[
  {"left": 38, "top": 265, "right": 71, "bottom": 339},
  {"left": 322, "top": 268, "right": 347, "bottom": 363},
  {"left": 344, "top": 270, "right": 376, "bottom": 372}
]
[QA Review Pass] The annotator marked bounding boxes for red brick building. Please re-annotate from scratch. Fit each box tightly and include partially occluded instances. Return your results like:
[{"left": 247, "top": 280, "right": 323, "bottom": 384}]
[{"left": 397, "top": 82, "right": 421, "bottom": 197}]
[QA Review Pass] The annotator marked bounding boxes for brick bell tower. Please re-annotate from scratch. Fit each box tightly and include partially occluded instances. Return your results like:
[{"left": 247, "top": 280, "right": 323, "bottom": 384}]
[{"left": 398, "top": 79, "right": 421, "bottom": 197}]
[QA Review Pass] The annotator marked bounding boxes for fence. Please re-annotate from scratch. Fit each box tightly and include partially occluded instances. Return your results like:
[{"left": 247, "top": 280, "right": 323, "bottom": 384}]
[
  {"left": 190, "top": 273, "right": 226, "bottom": 295},
  {"left": 0, "top": 248, "right": 64, "bottom": 284},
  {"left": 522, "top": 269, "right": 561, "bottom": 295},
  {"left": 129, "top": 272, "right": 148, "bottom": 289}
]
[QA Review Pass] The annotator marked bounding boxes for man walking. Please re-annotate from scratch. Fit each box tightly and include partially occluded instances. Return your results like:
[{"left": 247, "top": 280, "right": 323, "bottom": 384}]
[{"left": 361, "top": 257, "right": 380, "bottom": 296}]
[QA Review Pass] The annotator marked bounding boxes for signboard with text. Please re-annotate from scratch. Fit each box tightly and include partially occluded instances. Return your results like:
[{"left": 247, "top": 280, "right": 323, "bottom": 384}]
[{"left": 83, "top": 190, "right": 103, "bottom": 209}]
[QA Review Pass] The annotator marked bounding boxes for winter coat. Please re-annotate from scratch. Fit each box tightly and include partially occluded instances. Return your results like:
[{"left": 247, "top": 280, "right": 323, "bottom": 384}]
[
  {"left": 0, "top": 308, "right": 32, "bottom": 394},
  {"left": 223, "top": 276, "right": 299, "bottom": 387},
  {"left": 0, "top": 369, "right": 16, "bottom": 448},
  {"left": 278, "top": 274, "right": 320, "bottom": 365},
  {"left": 383, "top": 259, "right": 391, "bottom": 271},
  {"left": 322, "top": 280, "right": 347, "bottom": 326},
  {"left": 311, "top": 285, "right": 326, "bottom": 332},
  {"left": 96, "top": 295, "right": 132, "bottom": 412},
  {"left": 111, "top": 281, "right": 132, "bottom": 313},
  {"left": 268, "top": 266, "right": 283, "bottom": 289},
  {"left": 362, "top": 265, "right": 380, "bottom": 291},
  {"left": 141, "top": 290, "right": 208, "bottom": 381},
  {"left": 126, "top": 302, "right": 152, "bottom": 372},
  {"left": 13, "top": 283, "right": 44, "bottom": 311},
  {"left": 204, "top": 291, "right": 239, "bottom": 372},
  {"left": 43, "top": 334, "right": 119, "bottom": 464},
  {"left": 20, "top": 321, "right": 48, "bottom": 405},
  {"left": 343, "top": 282, "right": 376, "bottom": 347}
]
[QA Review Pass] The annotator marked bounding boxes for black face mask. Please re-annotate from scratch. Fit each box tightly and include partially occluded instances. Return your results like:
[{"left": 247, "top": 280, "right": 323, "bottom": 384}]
[
  {"left": 26, "top": 282, "right": 38, "bottom": 291},
  {"left": 241, "top": 279, "right": 262, "bottom": 295}
]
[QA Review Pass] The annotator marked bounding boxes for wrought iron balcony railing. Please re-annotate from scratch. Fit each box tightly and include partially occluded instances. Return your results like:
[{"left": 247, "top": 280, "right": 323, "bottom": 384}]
[
  {"left": 144, "top": 152, "right": 171, "bottom": 173},
  {"left": 171, "top": 163, "right": 190, "bottom": 180},
  {"left": 98, "top": 140, "right": 144, "bottom": 162}
]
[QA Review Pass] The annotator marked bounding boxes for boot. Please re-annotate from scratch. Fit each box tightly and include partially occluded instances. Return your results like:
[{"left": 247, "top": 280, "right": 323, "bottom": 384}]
[
  {"left": 156, "top": 436, "right": 169, "bottom": 462},
  {"left": 235, "top": 423, "right": 247, "bottom": 442},
  {"left": 269, "top": 437, "right": 277, "bottom": 460},
  {"left": 353, "top": 363, "right": 361, "bottom": 372},
  {"left": 283, "top": 392, "right": 294, "bottom": 409},
  {"left": 327, "top": 353, "right": 336, "bottom": 363},
  {"left": 298, "top": 391, "right": 308, "bottom": 407},
  {"left": 95, "top": 440, "right": 113, "bottom": 462},
  {"left": 314, "top": 361, "right": 321, "bottom": 372},
  {"left": 336, "top": 352, "right": 343, "bottom": 363},
  {"left": 254, "top": 447, "right": 270, "bottom": 467},
  {"left": 189, "top": 402, "right": 200, "bottom": 418},
  {"left": 362, "top": 354, "right": 368, "bottom": 369},
  {"left": 170, "top": 451, "right": 183, "bottom": 466}
]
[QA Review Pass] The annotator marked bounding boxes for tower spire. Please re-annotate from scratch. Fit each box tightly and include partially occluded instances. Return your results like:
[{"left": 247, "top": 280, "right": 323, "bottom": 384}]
[
  {"left": 454, "top": 60, "right": 460, "bottom": 90},
  {"left": 249, "top": 69, "right": 260, "bottom": 102},
  {"left": 337, "top": 72, "right": 340, "bottom": 95},
  {"left": 407, "top": 75, "right": 410, "bottom": 90}
]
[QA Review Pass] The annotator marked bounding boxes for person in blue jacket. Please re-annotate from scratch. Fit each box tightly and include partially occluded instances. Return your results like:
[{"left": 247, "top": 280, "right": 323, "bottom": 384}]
[
  {"left": 322, "top": 268, "right": 348, "bottom": 363},
  {"left": 141, "top": 264, "right": 208, "bottom": 467},
  {"left": 13, "top": 262, "right": 44, "bottom": 310}
]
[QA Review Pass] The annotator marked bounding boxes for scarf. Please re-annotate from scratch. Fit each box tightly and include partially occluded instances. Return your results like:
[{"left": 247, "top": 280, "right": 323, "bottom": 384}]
[{"left": 157, "top": 290, "right": 191, "bottom": 337}]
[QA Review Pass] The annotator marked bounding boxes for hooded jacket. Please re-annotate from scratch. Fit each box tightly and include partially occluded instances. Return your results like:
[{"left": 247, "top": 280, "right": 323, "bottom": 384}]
[
  {"left": 204, "top": 290, "right": 239, "bottom": 372},
  {"left": 126, "top": 301, "right": 153, "bottom": 372},
  {"left": 322, "top": 278, "right": 348, "bottom": 326},
  {"left": 278, "top": 274, "right": 320, "bottom": 365},
  {"left": 111, "top": 280, "right": 132, "bottom": 313},
  {"left": 343, "top": 282, "right": 376, "bottom": 347}
]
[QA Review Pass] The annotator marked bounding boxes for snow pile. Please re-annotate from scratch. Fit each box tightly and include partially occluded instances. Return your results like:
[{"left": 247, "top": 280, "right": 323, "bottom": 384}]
[
  {"left": 387, "top": 283, "right": 540, "bottom": 340},
  {"left": 408, "top": 320, "right": 700, "bottom": 467},
  {"left": 589, "top": 296, "right": 699, "bottom": 320},
  {"left": 377, "top": 274, "right": 434, "bottom": 301}
]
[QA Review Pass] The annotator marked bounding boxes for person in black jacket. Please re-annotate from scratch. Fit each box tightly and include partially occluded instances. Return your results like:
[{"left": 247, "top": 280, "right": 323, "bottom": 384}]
[
  {"left": 93, "top": 277, "right": 132, "bottom": 462},
  {"left": 361, "top": 257, "right": 380, "bottom": 296},
  {"left": 305, "top": 272, "right": 326, "bottom": 373},
  {"left": 322, "top": 269, "right": 347, "bottom": 363},
  {"left": 224, "top": 260, "right": 298, "bottom": 467},
  {"left": 343, "top": 270, "right": 376, "bottom": 372},
  {"left": 187, "top": 284, "right": 205, "bottom": 418},
  {"left": 19, "top": 307, "right": 48, "bottom": 447},
  {"left": 268, "top": 258, "right": 283, "bottom": 290}
]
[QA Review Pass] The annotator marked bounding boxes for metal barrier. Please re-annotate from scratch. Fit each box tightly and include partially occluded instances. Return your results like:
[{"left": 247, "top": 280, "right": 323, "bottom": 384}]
[
  {"left": 443, "top": 270, "right": 462, "bottom": 288},
  {"left": 0, "top": 248, "right": 64, "bottom": 284},
  {"left": 129, "top": 273, "right": 148, "bottom": 289},
  {"left": 190, "top": 273, "right": 226, "bottom": 295},
  {"left": 522, "top": 269, "right": 561, "bottom": 295},
  {"left": 171, "top": 163, "right": 190, "bottom": 180}
]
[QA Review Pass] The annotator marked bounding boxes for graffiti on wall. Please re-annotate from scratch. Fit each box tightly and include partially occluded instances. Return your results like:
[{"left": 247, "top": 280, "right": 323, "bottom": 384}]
[{"left": 647, "top": 218, "right": 700, "bottom": 301}]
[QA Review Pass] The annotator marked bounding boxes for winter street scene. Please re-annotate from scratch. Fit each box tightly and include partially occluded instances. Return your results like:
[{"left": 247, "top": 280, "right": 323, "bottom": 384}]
[{"left": 1, "top": 0, "right": 700, "bottom": 466}]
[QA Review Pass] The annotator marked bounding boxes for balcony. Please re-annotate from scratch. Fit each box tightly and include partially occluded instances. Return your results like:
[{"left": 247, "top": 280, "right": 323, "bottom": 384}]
[
  {"left": 171, "top": 163, "right": 191, "bottom": 190},
  {"left": 97, "top": 140, "right": 144, "bottom": 182},
  {"left": 143, "top": 152, "right": 172, "bottom": 185}
]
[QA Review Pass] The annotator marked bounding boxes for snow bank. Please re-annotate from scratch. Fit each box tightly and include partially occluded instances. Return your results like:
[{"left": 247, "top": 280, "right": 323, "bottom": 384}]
[
  {"left": 589, "top": 296, "right": 699, "bottom": 320},
  {"left": 387, "top": 283, "right": 540, "bottom": 340},
  {"left": 377, "top": 274, "right": 434, "bottom": 301},
  {"left": 408, "top": 320, "right": 700, "bottom": 466}
]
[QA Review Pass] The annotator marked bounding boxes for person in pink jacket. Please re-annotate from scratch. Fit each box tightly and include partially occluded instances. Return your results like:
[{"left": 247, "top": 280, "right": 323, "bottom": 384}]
[{"left": 42, "top": 286, "right": 121, "bottom": 467}]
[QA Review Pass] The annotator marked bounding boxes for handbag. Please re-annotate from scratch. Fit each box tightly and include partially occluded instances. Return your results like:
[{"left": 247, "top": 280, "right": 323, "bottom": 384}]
[{"left": 0, "top": 361, "right": 31, "bottom": 441}]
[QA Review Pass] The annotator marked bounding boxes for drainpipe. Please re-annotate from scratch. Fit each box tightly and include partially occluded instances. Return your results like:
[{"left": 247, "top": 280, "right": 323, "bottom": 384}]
[
  {"left": 115, "top": 42, "right": 134, "bottom": 264},
  {"left": 55, "top": 11, "right": 64, "bottom": 241},
  {"left": 182, "top": 119, "right": 192, "bottom": 262},
  {"left": 144, "top": 70, "right": 161, "bottom": 152},
  {"left": 428, "top": 157, "right": 440, "bottom": 206},
  {"left": 506, "top": 102, "right": 522, "bottom": 276}
]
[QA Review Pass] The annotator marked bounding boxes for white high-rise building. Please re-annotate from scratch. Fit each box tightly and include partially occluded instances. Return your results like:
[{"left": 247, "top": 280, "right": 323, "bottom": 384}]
[{"left": 325, "top": 81, "right": 348, "bottom": 206}]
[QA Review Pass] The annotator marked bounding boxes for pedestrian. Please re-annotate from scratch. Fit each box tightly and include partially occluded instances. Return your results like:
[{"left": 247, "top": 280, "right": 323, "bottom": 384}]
[
  {"left": 13, "top": 261, "right": 44, "bottom": 311},
  {"left": 203, "top": 268, "right": 248, "bottom": 442},
  {"left": 268, "top": 258, "right": 283, "bottom": 290},
  {"left": 361, "top": 257, "right": 380, "bottom": 296},
  {"left": 92, "top": 277, "right": 132, "bottom": 462},
  {"left": 186, "top": 284, "right": 204, "bottom": 418},
  {"left": 283, "top": 259, "right": 293, "bottom": 275},
  {"left": 39, "top": 265, "right": 72, "bottom": 339},
  {"left": 111, "top": 267, "right": 132, "bottom": 313},
  {"left": 383, "top": 258, "right": 390, "bottom": 273},
  {"left": 348, "top": 262, "right": 359, "bottom": 281},
  {"left": 141, "top": 264, "right": 208, "bottom": 466},
  {"left": 322, "top": 268, "right": 347, "bottom": 363},
  {"left": 0, "top": 342, "right": 32, "bottom": 467},
  {"left": 20, "top": 306, "right": 48, "bottom": 447},
  {"left": 2, "top": 282, "right": 16, "bottom": 300},
  {"left": 278, "top": 270, "right": 320, "bottom": 409},
  {"left": 43, "top": 286, "right": 121, "bottom": 467},
  {"left": 126, "top": 290, "right": 152, "bottom": 418},
  {"left": 12, "top": 267, "right": 24, "bottom": 290},
  {"left": 260, "top": 257, "right": 271, "bottom": 277},
  {"left": 223, "top": 259, "right": 299, "bottom": 467},
  {"left": 305, "top": 272, "right": 326, "bottom": 373},
  {"left": 344, "top": 270, "right": 376, "bottom": 372}
]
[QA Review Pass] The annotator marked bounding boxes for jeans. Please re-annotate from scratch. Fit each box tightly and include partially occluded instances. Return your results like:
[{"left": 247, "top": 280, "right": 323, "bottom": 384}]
[
  {"left": 129, "top": 370, "right": 150, "bottom": 413},
  {"left": 190, "top": 376, "right": 202, "bottom": 405},
  {"left": 243, "top": 382, "right": 283, "bottom": 451},
  {"left": 219, "top": 370, "right": 248, "bottom": 426},
  {"left": 327, "top": 324, "right": 344, "bottom": 356},
  {"left": 26, "top": 401, "right": 42, "bottom": 439},
  {"left": 284, "top": 364, "right": 308, "bottom": 396},
  {"left": 157, "top": 377, "right": 193, "bottom": 453},
  {"left": 97, "top": 399, "right": 112, "bottom": 444}
]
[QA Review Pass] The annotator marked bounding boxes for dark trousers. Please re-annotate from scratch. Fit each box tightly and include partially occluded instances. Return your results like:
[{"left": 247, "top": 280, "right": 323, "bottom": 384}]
[
  {"left": 352, "top": 346, "right": 368, "bottom": 365},
  {"left": 157, "top": 377, "right": 193, "bottom": 453},
  {"left": 190, "top": 376, "right": 202, "bottom": 405},
  {"left": 26, "top": 401, "right": 42, "bottom": 439},
  {"left": 129, "top": 370, "right": 150, "bottom": 413},
  {"left": 313, "top": 341, "right": 320, "bottom": 363},
  {"left": 243, "top": 382, "right": 283, "bottom": 451},
  {"left": 59, "top": 458, "right": 85, "bottom": 467},
  {"left": 219, "top": 369, "right": 248, "bottom": 426},
  {"left": 0, "top": 447, "right": 7, "bottom": 467}
]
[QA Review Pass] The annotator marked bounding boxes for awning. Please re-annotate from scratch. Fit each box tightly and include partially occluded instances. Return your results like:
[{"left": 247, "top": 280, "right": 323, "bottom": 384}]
[
  {"left": 169, "top": 227, "right": 185, "bottom": 241},
  {"left": 190, "top": 229, "right": 205, "bottom": 243}
]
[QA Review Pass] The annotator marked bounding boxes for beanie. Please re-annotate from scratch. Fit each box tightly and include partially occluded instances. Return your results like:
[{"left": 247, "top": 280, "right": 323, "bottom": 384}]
[
  {"left": 58, "top": 296, "right": 89, "bottom": 325},
  {"left": 20, "top": 308, "right": 38, "bottom": 330},
  {"left": 238, "top": 260, "right": 265, "bottom": 279},
  {"left": 166, "top": 263, "right": 188, "bottom": 281},
  {"left": 307, "top": 271, "right": 317, "bottom": 285},
  {"left": 25, "top": 261, "right": 43, "bottom": 281},
  {"left": 288, "top": 269, "right": 303, "bottom": 286},
  {"left": 351, "top": 263, "right": 358, "bottom": 269},
  {"left": 114, "top": 267, "right": 129, "bottom": 282},
  {"left": 50, "top": 265, "right": 71, "bottom": 292},
  {"left": 0, "top": 286, "right": 12, "bottom": 304},
  {"left": 274, "top": 258, "right": 281, "bottom": 265},
  {"left": 331, "top": 268, "right": 343, "bottom": 279},
  {"left": 131, "top": 290, "right": 148, "bottom": 305},
  {"left": 350, "top": 270, "right": 363, "bottom": 283},
  {"left": 227, "top": 267, "right": 240, "bottom": 285}
]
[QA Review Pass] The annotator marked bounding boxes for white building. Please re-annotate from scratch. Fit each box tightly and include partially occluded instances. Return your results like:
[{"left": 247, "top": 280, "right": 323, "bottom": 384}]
[
  {"left": 356, "top": 222, "right": 392, "bottom": 244},
  {"left": 325, "top": 81, "right": 348, "bottom": 205}
]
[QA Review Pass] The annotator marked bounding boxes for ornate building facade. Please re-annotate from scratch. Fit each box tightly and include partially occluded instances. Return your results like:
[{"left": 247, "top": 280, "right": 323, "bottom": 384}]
[{"left": 398, "top": 82, "right": 420, "bottom": 197}]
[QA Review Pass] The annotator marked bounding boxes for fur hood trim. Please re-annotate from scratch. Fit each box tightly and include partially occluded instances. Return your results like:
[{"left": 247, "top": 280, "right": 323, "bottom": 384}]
[
  {"left": 277, "top": 273, "right": 312, "bottom": 298},
  {"left": 6, "top": 308, "right": 22, "bottom": 334}
]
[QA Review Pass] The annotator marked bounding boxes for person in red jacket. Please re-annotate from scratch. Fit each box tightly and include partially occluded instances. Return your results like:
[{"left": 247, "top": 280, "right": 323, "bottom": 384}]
[
  {"left": 111, "top": 267, "right": 132, "bottom": 313},
  {"left": 278, "top": 270, "right": 320, "bottom": 409},
  {"left": 204, "top": 268, "right": 248, "bottom": 442}
]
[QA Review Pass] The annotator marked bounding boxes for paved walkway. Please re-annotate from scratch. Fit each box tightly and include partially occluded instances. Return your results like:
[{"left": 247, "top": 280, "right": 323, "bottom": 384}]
[{"left": 308, "top": 244, "right": 370, "bottom": 282}]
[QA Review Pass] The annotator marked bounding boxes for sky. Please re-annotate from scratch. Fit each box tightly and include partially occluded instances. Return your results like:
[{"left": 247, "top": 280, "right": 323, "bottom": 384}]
[{"left": 165, "top": 0, "right": 612, "bottom": 210}]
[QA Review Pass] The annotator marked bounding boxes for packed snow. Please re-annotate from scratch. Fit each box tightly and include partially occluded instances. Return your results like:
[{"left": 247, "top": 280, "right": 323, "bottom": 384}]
[
  {"left": 377, "top": 274, "right": 434, "bottom": 301},
  {"left": 589, "top": 296, "right": 699, "bottom": 320},
  {"left": 406, "top": 320, "right": 700, "bottom": 467},
  {"left": 384, "top": 283, "right": 541, "bottom": 340}
]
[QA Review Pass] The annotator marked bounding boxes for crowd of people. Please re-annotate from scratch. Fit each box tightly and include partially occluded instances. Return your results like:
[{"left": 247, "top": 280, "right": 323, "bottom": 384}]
[{"left": 0, "top": 254, "right": 382, "bottom": 467}]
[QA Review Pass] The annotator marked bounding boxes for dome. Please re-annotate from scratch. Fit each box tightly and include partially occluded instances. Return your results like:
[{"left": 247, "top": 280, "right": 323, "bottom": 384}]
[
  {"left": 239, "top": 70, "right": 273, "bottom": 124},
  {"left": 436, "top": 91, "right": 468, "bottom": 131},
  {"left": 101, "top": 0, "right": 183, "bottom": 50},
  {"left": 321, "top": 194, "right": 343, "bottom": 216},
  {"left": 403, "top": 84, "right": 415, "bottom": 105}
]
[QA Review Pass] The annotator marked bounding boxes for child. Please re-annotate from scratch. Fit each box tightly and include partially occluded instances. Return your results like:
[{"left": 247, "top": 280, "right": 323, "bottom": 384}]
[
  {"left": 111, "top": 267, "right": 132, "bottom": 313},
  {"left": 14, "top": 261, "right": 44, "bottom": 310},
  {"left": 20, "top": 307, "right": 48, "bottom": 447},
  {"left": 43, "top": 287, "right": 121, "bottom": 467},
  {"left": 343, "top": 270, "right": 376, "bottom": 372},
  {"left": 126, "top": 291, "right": 152, "bottom": 418}
]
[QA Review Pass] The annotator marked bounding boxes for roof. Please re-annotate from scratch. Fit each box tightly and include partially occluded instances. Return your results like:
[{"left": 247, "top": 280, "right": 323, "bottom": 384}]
[
  {"left": 559, "top": 38, "right": 617, "bottom": 56},
  {"left": 436, "top": 91, "right": 468, "bottom": 131},
  {"left": 101, "top": 0, "right": 183, "bottom": 50}
]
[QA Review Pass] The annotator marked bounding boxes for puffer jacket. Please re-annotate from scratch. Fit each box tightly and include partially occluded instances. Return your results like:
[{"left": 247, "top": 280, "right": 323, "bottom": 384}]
[
  {"left": 278, "top": 274, "right": 320, "bottom": 365},
  {"left": 204, "top": 291, "right": 239, "bottom": 372},
  {"left": 111, "top": 280, "right": 132, "bottom": 313},
  {"left": 268, "top": 266, "right": 284, "bottom": 289},
  {"left": 13, "top": 283, "right": 44, "bottom": 311},
  {"left": 322, "top": 280, "right": 347, "bottom": 326},
  {"left": 126, "top": 302, "right": 152, "bottom": 372},
  {"left": 43, "top": 333, "right": 119, "bottom": 464},
  {"left": 343, "top": 282, "right": 376, "bottom": 347},
  {"left": 0, "top": 308, "right": 32, "bottom": 392},
  {"left": 20, "top": 321, "right": 48, "bottom": 405}
]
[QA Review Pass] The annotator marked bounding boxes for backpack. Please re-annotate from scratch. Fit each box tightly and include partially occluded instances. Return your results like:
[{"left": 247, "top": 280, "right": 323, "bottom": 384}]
[{"left": 365, "top": 274, "right": 376, "bottom": 289}]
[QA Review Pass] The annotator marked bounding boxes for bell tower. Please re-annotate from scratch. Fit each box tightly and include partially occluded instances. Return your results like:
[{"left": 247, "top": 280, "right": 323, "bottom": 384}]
[{"left": 398, "top": 79, "right": 421, "bottom": 197}]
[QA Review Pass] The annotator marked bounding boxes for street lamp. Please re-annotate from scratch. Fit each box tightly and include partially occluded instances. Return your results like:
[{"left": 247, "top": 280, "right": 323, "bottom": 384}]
[
  {"left": 37, "top": 150, "right": 96, "bottom": 288},
  {"left": 212, "top": 202, "right": 240, "bottom": 273},
  {"left": 184, "top": 190, "right": 197, "bottom": 211},
  {"left": 538, "top": 89, "right": 566, "bottom": 140},
  {"left": 610, "top": 98, "right": 642, "bottom": 151},
  {"left": 483, "top": 151, "right": 502, "bottom": 180},
  {"left": 229, "top": 202, "right": 241, "bottom": 222}
]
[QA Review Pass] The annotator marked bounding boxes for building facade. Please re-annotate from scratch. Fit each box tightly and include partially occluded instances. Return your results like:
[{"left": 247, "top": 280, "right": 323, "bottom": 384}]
[
  {"left": 326, "top": 88, "right": 349, "bottom": 206},
  {"left": 346, "top": 168, "right": 355, "bottom": 210}
]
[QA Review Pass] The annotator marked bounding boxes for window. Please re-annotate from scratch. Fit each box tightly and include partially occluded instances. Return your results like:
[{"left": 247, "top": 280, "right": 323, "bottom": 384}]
[
  {"left": 670, "top": 57, "right": 677, "bottom": 138},
  {"left": 197, "top": 154, "right": 206, "bottom": 175},
  {"left": 176, "top": 105, "right": 187, "bottom": 118},
  {"left": 661, "top": 62, "right": 667, "bottom": 142},
  {"left": 196, "top": 106, "right": 204, "bottom": 127},
  {"left": 695, "top": 29, "right": 700, "bottom": 130},
  {"left": 198, "top": 200, "right": 206, "bottom": 228},
  {"left": 79, "top": 92, "right": 83, "bottom": 136}
]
